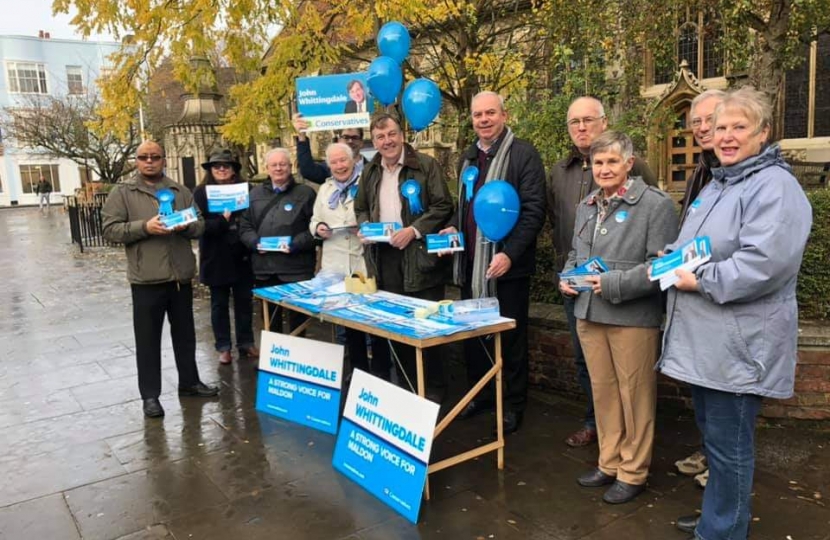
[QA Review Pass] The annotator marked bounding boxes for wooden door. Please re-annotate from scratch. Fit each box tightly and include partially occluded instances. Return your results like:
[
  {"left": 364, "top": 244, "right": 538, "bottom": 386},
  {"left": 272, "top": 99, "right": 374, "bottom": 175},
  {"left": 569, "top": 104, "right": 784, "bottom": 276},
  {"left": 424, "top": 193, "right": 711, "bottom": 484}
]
[{"left": 667, "top": 104, "right": 701, "bottom": 193}]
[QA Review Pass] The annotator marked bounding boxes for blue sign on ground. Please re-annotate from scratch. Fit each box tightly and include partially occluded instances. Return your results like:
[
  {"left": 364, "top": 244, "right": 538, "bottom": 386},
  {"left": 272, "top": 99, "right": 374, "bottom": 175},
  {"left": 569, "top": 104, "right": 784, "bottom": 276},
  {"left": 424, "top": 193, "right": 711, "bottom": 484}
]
[
  {"left": 332, "top": 369, "right": 439, "bottom": 523},
  {"left": 255, "top": 331, "right": 344, "bottom": 434}
]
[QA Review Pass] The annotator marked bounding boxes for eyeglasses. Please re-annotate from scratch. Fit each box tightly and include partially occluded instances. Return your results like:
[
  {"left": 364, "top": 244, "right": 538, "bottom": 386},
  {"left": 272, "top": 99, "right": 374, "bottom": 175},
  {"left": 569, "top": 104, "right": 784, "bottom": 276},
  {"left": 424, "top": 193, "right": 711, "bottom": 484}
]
[
  {"left": 690, "top": 115, "right": 714, "bottom": 129},
  {"left": 340, "top": 135, "right": 363, "bottom": 142},
  {"left": 211, "top": 163, "right": 233, "bottom": 170},
  {"left": 270, "top": 162, "right": 291, "bottom": 168},
  {"left": 566, "top": 116, "right": 605, "bottom": 128},
  {"left": 136, "top": 154, "right": 163, "bottom": 162}
]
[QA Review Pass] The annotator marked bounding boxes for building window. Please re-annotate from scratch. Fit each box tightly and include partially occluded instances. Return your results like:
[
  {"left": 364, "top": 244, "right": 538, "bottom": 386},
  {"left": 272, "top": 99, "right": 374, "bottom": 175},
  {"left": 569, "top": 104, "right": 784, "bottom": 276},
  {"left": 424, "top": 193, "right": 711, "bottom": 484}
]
[
  {"left": 20, "top": 164, "right": 61, "bottom": 194},
  {"left": 66, "top": 66, "right": 84, "bottom": 95},
  {"left": 784, "top": 32, "right": 830, "bottom": 139},
  {"left": 652, "top": 10, "right": 723, "bottom": 85},
  {"left": 7, "top": 62, "right": 48, "bottom": 94}
]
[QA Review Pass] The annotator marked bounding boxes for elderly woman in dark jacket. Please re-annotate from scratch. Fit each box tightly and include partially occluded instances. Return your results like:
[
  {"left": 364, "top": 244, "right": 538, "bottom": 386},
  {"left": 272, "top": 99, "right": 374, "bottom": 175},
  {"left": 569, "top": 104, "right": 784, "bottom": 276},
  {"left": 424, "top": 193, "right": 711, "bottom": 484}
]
[
  {"left": 562, "top": 131, "right": 679, "bottom": 505},
  {"left": 193, "top": 149, "right": 258, "bottom": 365},
  {"left": 660, "top": 87, "right": 813, "bottom": 540}
]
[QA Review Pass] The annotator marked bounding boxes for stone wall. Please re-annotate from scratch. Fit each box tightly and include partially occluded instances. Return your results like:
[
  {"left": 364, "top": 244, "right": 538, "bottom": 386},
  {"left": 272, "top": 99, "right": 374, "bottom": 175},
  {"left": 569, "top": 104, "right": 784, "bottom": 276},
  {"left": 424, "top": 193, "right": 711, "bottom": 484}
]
[{"left": 528, "top": 303, "right": 830, "bottom": 421}]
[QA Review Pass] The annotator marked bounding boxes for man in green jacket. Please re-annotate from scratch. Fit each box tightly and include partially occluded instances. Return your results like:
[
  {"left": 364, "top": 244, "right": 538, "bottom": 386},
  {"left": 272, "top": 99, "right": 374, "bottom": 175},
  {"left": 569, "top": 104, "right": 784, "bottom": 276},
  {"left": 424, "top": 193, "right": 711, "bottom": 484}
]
[
  {"left": 354, "top": 113, "right": 454, "bottom": 399},
  {"left": 102, "top": 141, "right": 218, "bottom": 419}
]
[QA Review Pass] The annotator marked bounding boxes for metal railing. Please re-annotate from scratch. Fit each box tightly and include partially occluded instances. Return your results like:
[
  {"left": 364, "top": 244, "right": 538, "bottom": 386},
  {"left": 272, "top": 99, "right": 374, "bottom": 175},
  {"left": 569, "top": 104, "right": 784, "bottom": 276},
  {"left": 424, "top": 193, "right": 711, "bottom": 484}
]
[{"left": 65, "top": 193, "right": 118, "bottom": 252}]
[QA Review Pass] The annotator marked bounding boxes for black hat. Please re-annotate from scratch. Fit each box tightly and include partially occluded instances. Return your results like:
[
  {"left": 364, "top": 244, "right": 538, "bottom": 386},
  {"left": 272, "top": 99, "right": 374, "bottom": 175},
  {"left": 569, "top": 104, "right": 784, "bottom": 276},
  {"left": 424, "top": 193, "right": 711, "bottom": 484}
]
[{"left": 201, "top": 149, "right": 241, "bottom": 173}]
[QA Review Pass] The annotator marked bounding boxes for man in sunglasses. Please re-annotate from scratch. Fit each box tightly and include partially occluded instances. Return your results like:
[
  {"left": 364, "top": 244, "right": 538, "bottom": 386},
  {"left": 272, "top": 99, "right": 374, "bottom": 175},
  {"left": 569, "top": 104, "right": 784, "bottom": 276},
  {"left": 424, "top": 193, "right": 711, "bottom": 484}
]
[
  {"left": 102, "top": 140, "right": 219, "bottom": 419},
  {"left": 291, "top": 114, "right": 368, "bottom": 184}
]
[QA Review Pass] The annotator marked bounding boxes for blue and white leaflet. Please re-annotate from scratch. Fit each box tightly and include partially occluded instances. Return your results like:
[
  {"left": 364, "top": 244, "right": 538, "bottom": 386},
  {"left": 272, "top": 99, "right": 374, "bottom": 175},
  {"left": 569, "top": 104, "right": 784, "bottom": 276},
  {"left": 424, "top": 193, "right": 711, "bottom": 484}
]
[
  {"left": 359, "top": 222, "right": 402, "bottom": 242},
  {"left": 333, "top": 369, "right": 439, "bottom": 523},
  {"left": 206, "top": 182, "right": 250, "bottom": 213},
  {"left": 259, "top": 236, "right": 292, "bottom": 252},
  {"left": 426, "top": 233, "right": 465, "bottom": 253},
  {"left": 255, "top": 331, "right": 343, "bottom": 434},
  {"left": 160, "top": 207, "right": 198, "bottom": 229},
  {"left": 650, "top": 236, "right": 712, "bottom": 291},
  {"left": 558, "top": 257, "right": 609, "bottom": 291}
]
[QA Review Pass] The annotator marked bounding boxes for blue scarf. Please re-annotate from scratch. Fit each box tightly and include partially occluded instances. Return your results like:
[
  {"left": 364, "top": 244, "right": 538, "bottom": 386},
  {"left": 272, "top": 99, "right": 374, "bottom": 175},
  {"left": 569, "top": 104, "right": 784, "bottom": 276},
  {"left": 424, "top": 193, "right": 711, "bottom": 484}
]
[{"left": 327, "top": 168, "right": 360, "bottom": 209}]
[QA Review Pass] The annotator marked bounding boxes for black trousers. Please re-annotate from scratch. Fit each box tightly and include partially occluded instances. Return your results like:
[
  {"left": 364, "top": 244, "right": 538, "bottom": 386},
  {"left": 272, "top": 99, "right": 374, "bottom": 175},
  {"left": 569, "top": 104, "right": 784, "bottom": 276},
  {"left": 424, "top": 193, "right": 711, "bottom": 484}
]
[
  {"left": 256, "top": 275, "right": 311, "bottom": 334},
  {"left": 131, "top": 282, "right": 200, "bottom": 399},
  {"left": 372, "top": 244, "right": 446, "bottom": 391},
  {"left": 462, "top": 273, "right": 530, "bottom": 412}
]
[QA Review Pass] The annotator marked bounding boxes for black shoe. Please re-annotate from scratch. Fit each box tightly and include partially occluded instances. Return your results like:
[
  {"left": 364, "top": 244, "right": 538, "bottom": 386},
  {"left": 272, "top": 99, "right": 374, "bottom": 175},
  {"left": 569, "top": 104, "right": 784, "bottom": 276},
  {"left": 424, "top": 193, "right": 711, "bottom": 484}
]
[
  {"left": 502, "top": 410, "right": 523, "bottom": 435},
  {"left": 178, "top": 382, "right": 219, "bottom": 397},
  {"left": 676, "top": 514, "right": 700, "bottom": 534},
  {"left": 577, "top": 468, "right": 616, "bottom": 487},
  {"left": 143, "top": 398, "right": 165, "bottom": 418},
  {"left": 426, "top": 388, "right": 446, "bottom": 405},
  {"left": 458, "top": 399, "right": 495, "bottom": 420},
  {"left": 602, "top": 480, "right": 646, "bottom": 504}
]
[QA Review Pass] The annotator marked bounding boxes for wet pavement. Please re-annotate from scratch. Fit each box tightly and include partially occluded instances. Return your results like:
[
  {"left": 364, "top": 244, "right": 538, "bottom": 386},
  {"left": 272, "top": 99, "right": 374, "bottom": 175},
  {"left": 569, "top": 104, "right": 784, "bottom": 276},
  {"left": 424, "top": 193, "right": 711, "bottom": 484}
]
[{"left": 0, "top": 206, "right": 828, "bottom": 540}]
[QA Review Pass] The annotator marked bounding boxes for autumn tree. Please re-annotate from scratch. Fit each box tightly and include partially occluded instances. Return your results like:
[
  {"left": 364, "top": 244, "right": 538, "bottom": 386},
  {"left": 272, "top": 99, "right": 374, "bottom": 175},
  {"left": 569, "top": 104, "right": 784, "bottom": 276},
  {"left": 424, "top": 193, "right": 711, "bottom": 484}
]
[{"left": 0, "top": 92, "right": 139, "bottom": 183}]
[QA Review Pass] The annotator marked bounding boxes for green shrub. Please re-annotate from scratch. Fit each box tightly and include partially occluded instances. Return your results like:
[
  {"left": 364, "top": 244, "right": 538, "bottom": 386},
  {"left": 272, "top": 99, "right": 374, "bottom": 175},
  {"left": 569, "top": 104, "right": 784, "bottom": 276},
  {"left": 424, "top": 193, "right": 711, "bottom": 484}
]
[{"left": 797, "top": 188, "right": 830, "bottom": 320}]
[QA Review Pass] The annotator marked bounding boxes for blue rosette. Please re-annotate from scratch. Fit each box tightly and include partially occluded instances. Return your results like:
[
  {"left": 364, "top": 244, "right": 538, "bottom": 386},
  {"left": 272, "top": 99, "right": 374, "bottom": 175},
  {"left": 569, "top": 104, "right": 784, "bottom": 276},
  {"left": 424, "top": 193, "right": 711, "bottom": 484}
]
[
  {"left": 156, "top": 188, "right": 175, "bottom": 216},
  {"left": 461, "top": 166, "right": 478, "bottom": 202},
  {"left": 401, "top": 179, "right": 423, "bottom": 215}
]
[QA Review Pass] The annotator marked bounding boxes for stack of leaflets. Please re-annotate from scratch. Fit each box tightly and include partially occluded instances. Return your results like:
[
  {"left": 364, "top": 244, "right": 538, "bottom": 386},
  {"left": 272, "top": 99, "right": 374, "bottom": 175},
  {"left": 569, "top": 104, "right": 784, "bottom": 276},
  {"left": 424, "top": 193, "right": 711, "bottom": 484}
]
[
  {"left": 649, "top": 237, "right": 712, "bottom": 291},
  {"left": 558, "top": 257, "right": 609, "bottom": 291},
  {"left": 426, "top": 233, "right": 465, "bottom": 253},
  {"left": 160, "top": 207, "right": 198, "bottom": 229},
  {"left": 259, "top": 236, "right": 292, "bottom": 252},
  {"left": 360, "top": 222, "right": 401, "bottom": 242}
]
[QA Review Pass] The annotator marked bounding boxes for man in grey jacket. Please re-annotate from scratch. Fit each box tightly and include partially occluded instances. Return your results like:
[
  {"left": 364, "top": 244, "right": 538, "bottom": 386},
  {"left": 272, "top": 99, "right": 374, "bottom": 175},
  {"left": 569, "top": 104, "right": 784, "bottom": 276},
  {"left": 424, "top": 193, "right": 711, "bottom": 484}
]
[
  {"left": 546, "top": 96, "right": 658, "bottom": 447},
  {"left": 102, "top": 141, "right": 219, "bottom": 419}
]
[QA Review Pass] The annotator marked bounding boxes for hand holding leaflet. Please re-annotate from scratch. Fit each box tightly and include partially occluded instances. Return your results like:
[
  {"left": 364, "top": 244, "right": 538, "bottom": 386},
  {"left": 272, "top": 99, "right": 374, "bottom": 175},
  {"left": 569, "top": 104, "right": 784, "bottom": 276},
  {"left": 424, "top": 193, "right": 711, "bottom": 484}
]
[
  {"left": 650, "top": 237, "right": 711, "bottom": 291},
  {"left": 558, "top": 257, "right": 609, "bottom": 292}
]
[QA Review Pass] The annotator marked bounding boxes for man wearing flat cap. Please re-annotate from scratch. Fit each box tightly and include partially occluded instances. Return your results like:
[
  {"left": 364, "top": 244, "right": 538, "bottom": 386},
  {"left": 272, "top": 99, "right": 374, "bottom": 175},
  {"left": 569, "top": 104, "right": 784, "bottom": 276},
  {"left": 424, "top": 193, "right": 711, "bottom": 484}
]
[{"left": 193, "top": 149, "right": 259, "bottom": 366}]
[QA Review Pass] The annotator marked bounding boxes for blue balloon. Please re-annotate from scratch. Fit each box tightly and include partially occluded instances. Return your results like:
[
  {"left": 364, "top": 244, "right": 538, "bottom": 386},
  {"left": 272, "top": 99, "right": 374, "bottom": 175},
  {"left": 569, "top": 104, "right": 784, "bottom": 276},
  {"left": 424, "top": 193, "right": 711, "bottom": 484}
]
[
  {"left": 377, "top": 22, "right": 411, "bottom": 64},
  {"left": 473, "top": 181, "right": 520, "bottom": 242},
  {"left": 402, "top": 78, "right": 442, "bottom": 131},
  {"left": 366, "top": 56, "right": 402, "bottom": 106}
]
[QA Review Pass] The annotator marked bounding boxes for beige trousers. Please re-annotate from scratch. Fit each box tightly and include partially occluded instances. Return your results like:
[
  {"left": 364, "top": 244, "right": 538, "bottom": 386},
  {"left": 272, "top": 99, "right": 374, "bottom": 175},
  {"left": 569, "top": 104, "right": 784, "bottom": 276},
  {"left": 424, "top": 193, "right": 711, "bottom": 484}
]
[{"left": 577, "top": 319, "right": 659, "bottom": 485}]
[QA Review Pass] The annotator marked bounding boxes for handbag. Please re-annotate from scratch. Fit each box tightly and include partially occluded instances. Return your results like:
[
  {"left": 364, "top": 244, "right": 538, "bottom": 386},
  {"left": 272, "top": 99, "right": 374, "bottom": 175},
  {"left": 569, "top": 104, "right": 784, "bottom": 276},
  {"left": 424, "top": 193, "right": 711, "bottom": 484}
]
[{"left": 344, "top": 271, "right": 377, "bottom": 294}]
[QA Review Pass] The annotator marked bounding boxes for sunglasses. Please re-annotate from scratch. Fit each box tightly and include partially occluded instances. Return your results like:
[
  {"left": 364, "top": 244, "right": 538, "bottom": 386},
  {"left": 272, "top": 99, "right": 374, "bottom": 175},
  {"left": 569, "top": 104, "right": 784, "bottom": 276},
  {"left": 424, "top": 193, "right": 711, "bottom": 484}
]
[
  {"left": 211, "top": 163, "right": 233, "bottom": 170},
  {"left": 136, "top": 154, "right": 163, "bottom": 162}
]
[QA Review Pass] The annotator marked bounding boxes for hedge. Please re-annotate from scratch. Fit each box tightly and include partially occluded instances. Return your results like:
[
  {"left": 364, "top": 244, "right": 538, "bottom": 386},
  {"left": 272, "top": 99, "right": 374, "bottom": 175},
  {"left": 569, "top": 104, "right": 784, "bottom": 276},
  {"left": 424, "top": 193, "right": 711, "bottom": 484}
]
[{"left": 797, "top": 188, "right": 830, "bottom": 320}]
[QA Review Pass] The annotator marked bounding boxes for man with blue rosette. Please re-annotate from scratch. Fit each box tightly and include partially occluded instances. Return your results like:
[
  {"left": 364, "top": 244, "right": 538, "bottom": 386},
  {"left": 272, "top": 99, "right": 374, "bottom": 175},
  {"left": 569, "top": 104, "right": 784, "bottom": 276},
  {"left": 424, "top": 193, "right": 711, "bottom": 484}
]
[
  {"left": 102, "top": 140, "right": 219, "bottom": 419},
  {"left": 354, "top": 112, "right": 454, "bottom": 400},
  {"left": 441, "top": 91, "right": 546, "bottom": 434}
]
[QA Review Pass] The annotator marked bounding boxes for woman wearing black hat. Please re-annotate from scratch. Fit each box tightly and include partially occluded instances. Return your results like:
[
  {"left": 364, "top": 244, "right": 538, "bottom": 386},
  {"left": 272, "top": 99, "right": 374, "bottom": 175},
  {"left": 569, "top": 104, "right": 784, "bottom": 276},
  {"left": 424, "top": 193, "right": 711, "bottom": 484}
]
[{"left": 193, "top": 149, "right": 259, "bottom": 365}]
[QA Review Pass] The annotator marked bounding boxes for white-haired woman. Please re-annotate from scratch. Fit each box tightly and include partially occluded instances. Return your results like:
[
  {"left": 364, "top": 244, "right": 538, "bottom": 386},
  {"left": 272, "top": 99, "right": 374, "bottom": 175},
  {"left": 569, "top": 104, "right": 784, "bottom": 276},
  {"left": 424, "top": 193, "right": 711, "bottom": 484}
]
[{"left": 310, "top": 142, "right": 369, "bottom": 376}]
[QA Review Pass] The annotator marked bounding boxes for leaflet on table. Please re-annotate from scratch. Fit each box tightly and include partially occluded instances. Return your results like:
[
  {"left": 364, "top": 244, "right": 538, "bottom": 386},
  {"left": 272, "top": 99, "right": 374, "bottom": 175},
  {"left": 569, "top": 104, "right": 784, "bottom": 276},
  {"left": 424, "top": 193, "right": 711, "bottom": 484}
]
[
  {"left": 160, "top": 207, "right": 198, "bottom": 229},
  {"left": 360, "top": 222, "right": 401, "bottom": 242},
  {"left": 284, "top": 292, "right": 367, "bottom": 315},
  {"left": 426, "top": 233, "right": 465, "bottom": 253},
  {"left": 328, "top": 304, "right": 459, "bottom": 339},
  {"left": 206, "top": 182, "right": 250, "bottom": 213},
  {"left": 650, "top": 237, "right": 711, "bottom": 291},
  {"left": 558, "top": 256, "right": 609, "bottom": 292},
  {"left": 259, "top": 236, "right": 292, "bottom": 252},
  {"left": 253, "top": 272, "right": 345, "bottom": 303}
]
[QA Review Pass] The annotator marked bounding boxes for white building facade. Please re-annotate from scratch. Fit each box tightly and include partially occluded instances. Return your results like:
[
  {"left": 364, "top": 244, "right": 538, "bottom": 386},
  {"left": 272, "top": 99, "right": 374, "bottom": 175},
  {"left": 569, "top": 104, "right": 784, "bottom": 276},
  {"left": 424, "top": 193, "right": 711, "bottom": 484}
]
[{"left": 0, "top": 33, "right": 120, "bottom": 207}]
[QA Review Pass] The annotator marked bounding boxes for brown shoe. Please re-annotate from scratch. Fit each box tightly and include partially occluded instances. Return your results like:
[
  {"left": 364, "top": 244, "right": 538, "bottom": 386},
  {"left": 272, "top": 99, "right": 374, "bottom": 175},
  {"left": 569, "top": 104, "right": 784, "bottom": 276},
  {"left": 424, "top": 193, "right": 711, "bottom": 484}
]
[
  {"left": 565, "top": 426, "right": 598, "bottom": 447},
  {"left": 240, "top": 346, "right": 260, "bottom": 358},
  {"left": 219, "top": 350, "right": 232, "bottom": 365}
]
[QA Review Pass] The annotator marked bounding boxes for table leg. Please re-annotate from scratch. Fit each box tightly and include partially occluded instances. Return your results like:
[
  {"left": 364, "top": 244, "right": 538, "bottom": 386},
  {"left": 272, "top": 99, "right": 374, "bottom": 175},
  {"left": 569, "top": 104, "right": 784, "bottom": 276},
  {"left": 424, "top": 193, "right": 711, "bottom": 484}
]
[
  {"left": 262, "top": 299, "right": 270, "bottom": 331},
  {"left": 416, "top": 346, "right": 430, "bottom": 500},
  {"left": 495, "top": 331, "right": 504, "bottom": 469}
]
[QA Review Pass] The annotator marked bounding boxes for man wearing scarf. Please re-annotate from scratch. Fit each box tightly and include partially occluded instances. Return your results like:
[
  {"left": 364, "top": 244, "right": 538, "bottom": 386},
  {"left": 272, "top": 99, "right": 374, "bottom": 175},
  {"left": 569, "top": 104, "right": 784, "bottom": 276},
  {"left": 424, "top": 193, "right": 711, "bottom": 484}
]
[
  {"left": 354, "top": 113, "right": 454, "bottom": 400},
  {"left": 444, "top": 91, "right": 546, "bottom": 434},
  {"left": 102, "top": 141, "right": 219, "bottom": 419}
]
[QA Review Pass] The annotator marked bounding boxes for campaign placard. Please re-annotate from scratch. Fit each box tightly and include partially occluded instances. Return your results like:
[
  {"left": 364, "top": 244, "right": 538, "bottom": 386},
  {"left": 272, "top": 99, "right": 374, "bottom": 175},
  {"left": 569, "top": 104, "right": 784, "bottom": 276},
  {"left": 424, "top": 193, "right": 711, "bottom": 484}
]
[
  {"left": 360, "top": 222, "right": 401, "bottom": 242},
  {"left": 426, "top": 233, "right": 465, "bottom": 253},
  {"left": 206, "top": 182, "right": 250, "bottom": 213},
  {"left": 333, "top": 369, "right": 439, "bottom": 523},
  {"left": 160, "top": 207, "right": 198, "bottom": 229},
  {"left": 259, "top": 236, "right": 292, "bottom": 252},
  {"left": 296, "top": 73, "right": 373, "bottom": 132},
  {"left": 255, "top": 331, "right": 344, "bottom": 434}
]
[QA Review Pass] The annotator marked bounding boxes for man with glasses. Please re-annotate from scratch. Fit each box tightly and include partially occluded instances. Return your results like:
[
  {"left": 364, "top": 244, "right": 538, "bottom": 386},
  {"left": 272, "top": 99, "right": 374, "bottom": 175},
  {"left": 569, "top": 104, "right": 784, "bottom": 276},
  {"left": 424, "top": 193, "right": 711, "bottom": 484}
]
[
  {"left": 354, "top": 113, "right": 453, "bottom": 399},
  {"left": 102, "top": 141, "right": 219, "bottom": 419},
  {"left": 546, "top": 96, "right": 657, "bottom": 447},
  {"left": 291, "top": 115, "right": 367, "bottom": 184}
]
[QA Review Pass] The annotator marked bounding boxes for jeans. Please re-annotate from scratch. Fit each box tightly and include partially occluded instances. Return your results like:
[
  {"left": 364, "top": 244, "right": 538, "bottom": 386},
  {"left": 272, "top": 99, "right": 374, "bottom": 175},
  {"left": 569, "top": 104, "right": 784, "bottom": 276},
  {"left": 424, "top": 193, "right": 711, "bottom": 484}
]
[
  {"left": 209, "top": 278, "right": 254, "bottom": 352},
  {"left": 691, "top": 385, "right": 762, "bottom": 540},
  {"left": 564, "top": 296, "right": 595, "bottom": 429},
  {"left": 39, "top": 193, "right": 50, "bottom": 209}
]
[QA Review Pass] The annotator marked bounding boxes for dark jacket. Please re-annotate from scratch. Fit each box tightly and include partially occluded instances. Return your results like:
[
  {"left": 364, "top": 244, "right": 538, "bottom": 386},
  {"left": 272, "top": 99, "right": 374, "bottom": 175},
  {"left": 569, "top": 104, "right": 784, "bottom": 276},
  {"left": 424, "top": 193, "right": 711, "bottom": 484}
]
[
  {"left": 564, "top": 177, "right": 679, "bottom": 328},
  {"left": 452, "top": 135, "right": 547, "bottom": 281},
  {"left": 296, "top": 138, "right": 329, "bottom": 184},
  {"left": 102, "top": 174, "right": 204, "bottom": 284},
  {"left": 354, "top": 143, "right": 454, "bottom": 293},
  {"left": 238, "top": 177, "right": 317, "bottom": 281},
  {"left": 547, "top": 147, "right": 657, "bottom": 276},
  {"left": 192, "top": 184, "right": 252, "bottom": 287},
  {"left": 678, "top": 150, "right": 718, "bottom": 225},
  {"left": 36, "top": 180, "right": 53, "bottom": 194}
]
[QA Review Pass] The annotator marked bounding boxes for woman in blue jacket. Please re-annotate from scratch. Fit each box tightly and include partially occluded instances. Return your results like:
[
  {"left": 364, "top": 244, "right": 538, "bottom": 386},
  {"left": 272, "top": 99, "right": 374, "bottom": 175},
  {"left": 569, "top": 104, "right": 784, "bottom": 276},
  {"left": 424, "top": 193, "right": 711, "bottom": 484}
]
[{"left": 659, "top": 87, "right": 813, "bottom": 540}]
